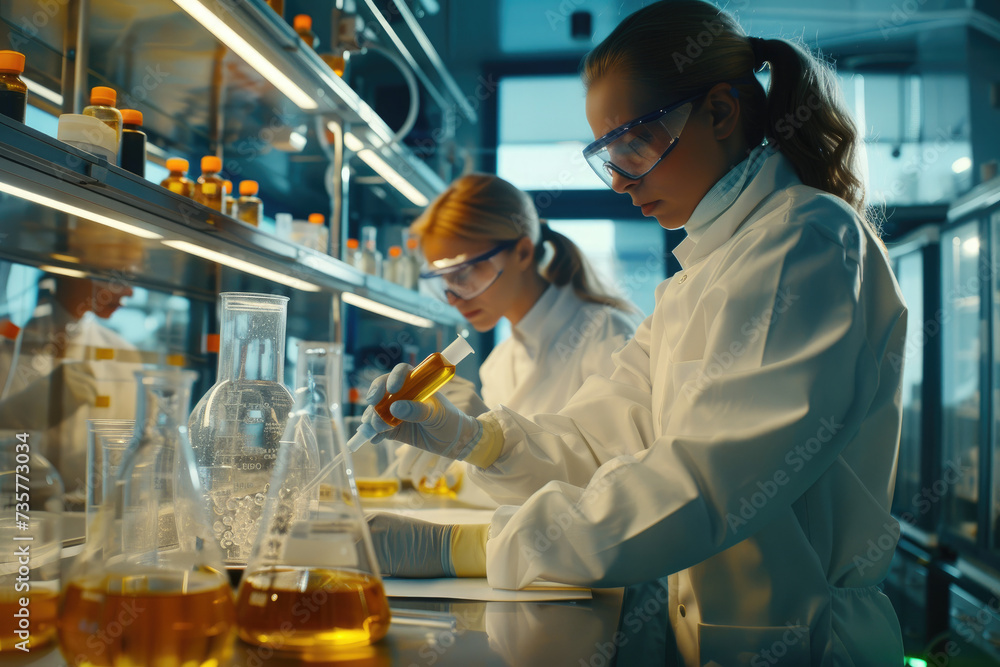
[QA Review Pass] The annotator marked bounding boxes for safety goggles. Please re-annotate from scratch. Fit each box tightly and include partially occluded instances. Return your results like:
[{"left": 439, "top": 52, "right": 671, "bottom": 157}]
[
  {"left": 583, "top": 93, "right": 704, "bottom": 188},
  {"left": 419, "top": 239, "right": 518, "bottom": 302}
]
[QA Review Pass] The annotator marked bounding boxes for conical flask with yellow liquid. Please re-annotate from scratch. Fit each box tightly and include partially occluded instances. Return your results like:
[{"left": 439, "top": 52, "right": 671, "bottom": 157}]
[
  {"left": 235, "top": 342, "right": 391, "bottom": 654},
  {"left": 58, "top": 368, "right": 235, "bottom": 666}
]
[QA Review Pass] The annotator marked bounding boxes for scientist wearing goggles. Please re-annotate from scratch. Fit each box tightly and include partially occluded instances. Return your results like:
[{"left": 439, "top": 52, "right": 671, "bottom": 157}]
[
  {"left": 362, "top": 1, "right": 906, "bottom": 664},
  {"left": 400, "top": 174, "right": 642, "bottom": 494}
]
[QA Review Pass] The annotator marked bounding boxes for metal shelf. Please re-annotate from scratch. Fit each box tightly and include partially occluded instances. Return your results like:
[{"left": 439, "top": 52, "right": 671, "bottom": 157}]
[{"left": 0, "top": 115, "right": 463, "bottom": 327}]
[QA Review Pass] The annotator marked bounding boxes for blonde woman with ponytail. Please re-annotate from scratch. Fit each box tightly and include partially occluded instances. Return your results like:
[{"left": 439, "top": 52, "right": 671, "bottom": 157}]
[
  {"left": 363, "top": 3, "right": 906, "bottom": 664},
  {"left": 411, "top": 173, "right": 641, "bottom": 413}
]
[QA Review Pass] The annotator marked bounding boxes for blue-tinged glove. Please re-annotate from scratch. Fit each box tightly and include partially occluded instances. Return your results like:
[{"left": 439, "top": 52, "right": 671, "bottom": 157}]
[
  {"left": 358, "top": 363, "right": 483, "bottom": 462},
  {"left": 366, "top": 513, "right": 488, "bottom": 578}
]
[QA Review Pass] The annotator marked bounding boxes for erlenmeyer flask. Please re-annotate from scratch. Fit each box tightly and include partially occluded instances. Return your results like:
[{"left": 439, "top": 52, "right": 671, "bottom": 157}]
[
  {"left": 188, "top": 293, "right": 294, "bottom": 567},
  {"left": 235, "top": 344, "right": 391, "bottom": 654},
  {"left": 58, "top": 369, "right": 235, "bottom": 666}
]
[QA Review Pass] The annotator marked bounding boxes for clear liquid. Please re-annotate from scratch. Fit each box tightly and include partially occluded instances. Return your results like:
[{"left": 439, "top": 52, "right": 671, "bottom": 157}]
[
  {"left": 374, "top": 353, "right": 454, "bottom": 427},
  {"left": 355, "top": 478, "right": 400, "bottom": 498},
  {"left": 58, "top": 569, "right": 234, "bottom": 667},
  {"left": 0, "top": 589, "right": 58, "bottom": 652},
  {"left": 235, "top": 566, "right": 390, "bottom": 650},
  {"left": 189, "top": 379, "right": 294, "bottom": 566}
]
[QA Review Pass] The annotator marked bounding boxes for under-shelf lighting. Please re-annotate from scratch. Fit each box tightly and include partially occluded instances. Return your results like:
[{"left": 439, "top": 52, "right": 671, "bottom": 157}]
[
  {"left": 38, "top": 265, "right": 89, "bottom": 279},
  {"left": 163, "top": 240, "right": 322, "bottom": 292},
  {"left": 341, "top": 292, "right": 435, "bottom": 328},
  {"left": 172, "top": 0, "right": 319, "bottom": 110},
  {"left": 0, "top": 180, "right": 162, "bottom": 240},
  {"left": 342, "top": 132, "right": 429, "bottom": 207}
]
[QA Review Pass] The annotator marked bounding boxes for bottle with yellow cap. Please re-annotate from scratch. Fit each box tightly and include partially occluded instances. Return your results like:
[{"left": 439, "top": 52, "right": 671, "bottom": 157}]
[
  {"left": 294, "top": 15, "right": 318, "bottom": 49},
  {"left": 222, "top": 180, "right": 235, "bottom": 216},
  {"left": 195, "top": 156, "right": 225, "bottom": 212},
  {"left": 236, "top": 180, "right": 262, "bottom": 226},
  {"left": 118, "top": 109, "right": 146, "bottom": 177},
  {"left": 160, "top": 158, "right": 195, "bottom": 198},
  {"left": 0, "top": 50, "right": 27, "bottom": 123},
  {"left": 82, "top": 87, "right": 123, "bottom": 145}
]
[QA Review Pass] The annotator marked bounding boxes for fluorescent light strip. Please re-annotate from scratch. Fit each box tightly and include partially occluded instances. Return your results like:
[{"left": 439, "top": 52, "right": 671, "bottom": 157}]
[
  {"left": 172, "top": 0, "right": 318, "bottom": 110},
  {"left": 163, "top": 240, "right": 322, "bottom": 292},
  {"left": 0, "top": 180, "right": 162, "bottom": 239},
  {"left": 342, "top": 131, "right": 364, "bottom": 152},
  {"left": 38, "top": 265, "right": 88, "bottom": 279},
  {"left": 22, "top": 77, "right": 64, "bottom": 106},
  {"left": 341, "top": 292, "right": 434, "bottom": 328},
  {"left": 342, "top": 132, "right": 429, "bottom": 206}
]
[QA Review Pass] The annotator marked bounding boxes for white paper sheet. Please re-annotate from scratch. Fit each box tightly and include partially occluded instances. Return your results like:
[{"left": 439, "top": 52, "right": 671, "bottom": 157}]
[{"left": 382, "top": 577, "right": 592, "bottom": 602}]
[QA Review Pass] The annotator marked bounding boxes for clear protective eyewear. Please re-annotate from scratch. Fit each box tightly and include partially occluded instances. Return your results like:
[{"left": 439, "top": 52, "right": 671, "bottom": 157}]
[
  {"left": 583, "top": 93, "right": 704, "bottom": 188},
  {"left": 419, "top": 239, "right": 518, "bottom": 302}
]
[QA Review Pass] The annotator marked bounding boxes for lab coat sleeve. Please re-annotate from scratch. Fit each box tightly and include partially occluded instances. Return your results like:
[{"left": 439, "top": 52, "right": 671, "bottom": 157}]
[
  {"left": 467, "top": 312, "right": 656, "bottom": 505},
  {"left": 485, "top": 216, "right": 901, "bottom": 589}
]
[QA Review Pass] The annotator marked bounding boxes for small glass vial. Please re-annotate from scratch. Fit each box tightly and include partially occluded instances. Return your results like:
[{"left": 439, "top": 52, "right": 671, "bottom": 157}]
[
  {"left": 223, "top": 180, "right": 235, "bottom": 216},
  {"left": 82, "top": 86, "right": 123, "bottom": 145},
  {"left": 359, "top": 225, "right": 383, "bottom": 277},
  {"left": 385, "top": 245, "right": 403, "bottom": 284},
  {"left": 0, "top": 50, "right": 27, "bottom": 123},
  {"left": 119, "top": 109, "right": 146, "bottom": 177},
  {"left": 160, "top": 158, "right": 195, "bottom": 198},
  {"left": 294, "top": 14, "right": 318, "bottom": 49},
  {"left": 402, "top": 236, "right": 421, "bottom": 289},
  {"left": 196, "top": 155, "right": 225, "bottom": 211},
  {"left": 345, "top": 238, "right": 360, "bottom": 267},
  {"left": 237, "top": 180, "right": 262, "bottom": 227}
]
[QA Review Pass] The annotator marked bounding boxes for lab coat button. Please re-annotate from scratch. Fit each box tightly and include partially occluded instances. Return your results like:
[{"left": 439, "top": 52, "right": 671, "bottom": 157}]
[
  {"left": 677, "top": 274, "right": 688, "bottom": 284},
  {"left": 678, "top": 604, "right": 686, "bottom": 618}
]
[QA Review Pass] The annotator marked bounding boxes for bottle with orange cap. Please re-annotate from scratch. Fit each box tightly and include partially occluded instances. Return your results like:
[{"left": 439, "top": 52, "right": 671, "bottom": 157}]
[
  {"left": 82, "top": 87, "right": 123, "bottom": 145},
  {"left": 160, "top": 158, "right": 195, "bottom": 198},
  {"left": 345, "top": 238, "right": 360, "bottom": 267},
  {"left": 0, "top": 50, "right": 27, "bottom": 123},
  {"left": 118, "top": 109, "right": 146, "bottom": 177},
  {"left": 294, "top": 15, "right": 318, "bottom": 49},
  {"left": 195, "top": 156, "right": 225, "bottom": 212},
  {"left": 385, "top": 245, "right": 404, "bottom": 285},
  {"left": 266, "top": 0, "right": 283, "bottom": 17},
  {"left": 236, "top": 180, "right": 262, "bottom": 226}
]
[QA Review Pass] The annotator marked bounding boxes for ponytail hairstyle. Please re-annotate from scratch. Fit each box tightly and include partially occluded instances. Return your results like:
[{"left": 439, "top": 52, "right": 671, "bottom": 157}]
[
  {"left": 410, "top": 173, "right": 634, "bottom": 312},
  {"left": 582, "top": 0, "right": 877, "bottom": 236}
]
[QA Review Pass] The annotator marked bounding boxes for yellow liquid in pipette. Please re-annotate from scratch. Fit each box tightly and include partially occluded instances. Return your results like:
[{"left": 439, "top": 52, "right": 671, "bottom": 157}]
[{"left": 374, "top": 353, "right": 454, "bottom": 427}]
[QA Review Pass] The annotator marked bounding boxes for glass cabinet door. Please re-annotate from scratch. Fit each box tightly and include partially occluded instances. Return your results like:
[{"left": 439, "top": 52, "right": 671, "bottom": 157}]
[
  {"left": 941, "top": 221, "right": 981, "bottom": 544},
  {"left": 893, "top": 250, "right": 924, "bottom": 522},
  {"left": 991, "top": 211, "right": 1000, "bottom": 550}
]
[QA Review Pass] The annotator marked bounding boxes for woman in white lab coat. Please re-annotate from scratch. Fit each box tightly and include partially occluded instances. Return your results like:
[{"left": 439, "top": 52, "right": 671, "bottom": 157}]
[
  {"left": 400, "top": 173, "right": 642, "bottom": 488},
  {"left": 363, "top": 2, "right": 906, "bottom": 664}
]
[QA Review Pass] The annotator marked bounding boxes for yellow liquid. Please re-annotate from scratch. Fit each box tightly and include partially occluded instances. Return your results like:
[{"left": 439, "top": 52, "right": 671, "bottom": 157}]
[
  {"left": 196, "top": 174, "right": 225, "bottom": 211},
  {"left": 58, "top": 569, "right": 235, "bottom": 667},
  {"left": 417, "top": 472, "right": 463, "bottom": 496},
  {"left": 235, "top": 566, "right": 390, "bottom": 650},
  {"left": 160, "top": 174, "right": 194, "bottom": 198},
  {"left": 0, "top": 589, "right": 59, "bottom": 652},
  {"left": 375, "top": 353, "right": 454, "bottom": 427},
  {"left": 236, "top": 197, "right": 261, "bottom": 226},
  {"left": 356, "top": 478, "right": 400, "bottom": 498}
]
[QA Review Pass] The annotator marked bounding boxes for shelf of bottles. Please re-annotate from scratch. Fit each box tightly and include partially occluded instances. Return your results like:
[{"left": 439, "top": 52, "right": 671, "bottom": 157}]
[{"left": 0, "top": 113, "right": 464, "bottom": 327}]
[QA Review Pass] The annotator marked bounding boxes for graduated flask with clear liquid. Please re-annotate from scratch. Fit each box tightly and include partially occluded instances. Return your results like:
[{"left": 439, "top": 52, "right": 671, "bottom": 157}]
[
  {"left": 235, "top": 342, "right": 391, "bottom": 655},
  {"left": 188, "top": 293, "right": 294, "bottom": 568},
  {"left": 58, "top": 369, "right": 235, "bottom": 666}
]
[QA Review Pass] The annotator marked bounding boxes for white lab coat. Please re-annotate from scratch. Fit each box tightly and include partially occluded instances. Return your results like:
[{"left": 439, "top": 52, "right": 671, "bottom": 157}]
[
  {"left": 470, "top": 152, "right": 906, "bottom": 666},
  {"left": 480, "top": 282, "right": 643, "bottom": 418},
  {"left": 0, "top": 302, "right": 140, "bottom": 494}
]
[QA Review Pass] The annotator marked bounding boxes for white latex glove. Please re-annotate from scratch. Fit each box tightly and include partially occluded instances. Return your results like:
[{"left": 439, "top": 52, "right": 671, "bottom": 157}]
[
  {"left": 358, "top": 363, "right": 483, "bottom": 462},
  {"left": 438, "top": 375, "right": 489, "bottom": 417}
]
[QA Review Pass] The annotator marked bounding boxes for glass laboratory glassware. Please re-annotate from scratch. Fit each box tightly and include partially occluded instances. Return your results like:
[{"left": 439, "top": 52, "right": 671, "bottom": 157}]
[
  {"left": 85, "top": 418, "right": 135, "bottom": 540},
  {"left": 359, "top": 226, "right": 383, "bottom": 277},
  {"left": 188, "top": 293, "right": 294, "bottom": 568},
  {"left": 0, "top": 443, "right": 63, "bottom": 652},
  {"left": 58, "top": 369, "right": 235, "bottom": 666},
  {"left": 235, "top": 352, "right": 391, "bottom": 654}
]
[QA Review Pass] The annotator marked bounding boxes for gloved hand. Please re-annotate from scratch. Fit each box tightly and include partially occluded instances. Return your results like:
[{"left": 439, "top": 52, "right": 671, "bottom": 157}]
[
  {"left": 359, "top": 363, "right": 484, "bottom": 462},
  {"left": 438, "top": 375, "right": 489, "bottom": 417},
  {"left": 366, "top": 512, "right": 488, "bottom": 578}
]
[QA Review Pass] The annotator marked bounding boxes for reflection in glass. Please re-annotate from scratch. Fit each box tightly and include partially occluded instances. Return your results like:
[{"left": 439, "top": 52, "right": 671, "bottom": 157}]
[{"left": 892, "top": 252, "right": 924, "bottom": 522}]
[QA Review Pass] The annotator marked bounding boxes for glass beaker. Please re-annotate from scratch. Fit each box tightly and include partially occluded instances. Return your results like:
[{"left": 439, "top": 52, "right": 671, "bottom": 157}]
[
  {"left": 0, "top": 442, "right": 62, "bottom": 653},
  {"left": 188, "top": 293, "right": 294, "bottom": 568},
  {"left": 85, "top": 418, "right": 135, "bottom": 540},
  {"left": 235, "top": 348, "right": 391, "bottom": 654},
  {"left": 58, "top": 369, "right": 235, "bottom": 666}
]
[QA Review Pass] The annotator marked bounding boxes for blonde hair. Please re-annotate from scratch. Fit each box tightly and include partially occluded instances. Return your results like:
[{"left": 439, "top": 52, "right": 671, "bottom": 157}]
[
  {"left": 582, "top": 0, "right": 876, "bottom": 235},
  {"left": 410, "top": 174, "right": 633, "bottom": 311}
]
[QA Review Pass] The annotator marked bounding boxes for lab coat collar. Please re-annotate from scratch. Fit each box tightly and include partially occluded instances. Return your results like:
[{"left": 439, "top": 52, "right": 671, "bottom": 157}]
[
  {"left": 673, "top": 147, "right": 797, "bottom": 269},
  {"left": 511, "top": 283, "right": 567, "bottom": 360}
]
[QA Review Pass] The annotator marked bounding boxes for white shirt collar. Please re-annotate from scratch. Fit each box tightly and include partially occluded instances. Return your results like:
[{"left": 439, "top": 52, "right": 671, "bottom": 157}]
[{"left": 511, "top": 284, "right": 571, "bottom": 359}]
